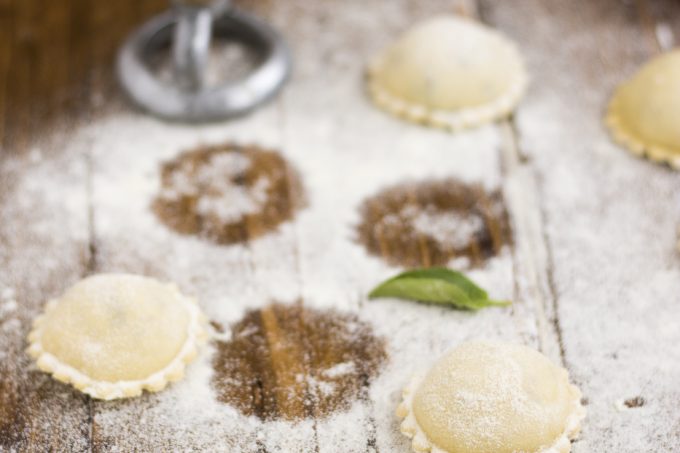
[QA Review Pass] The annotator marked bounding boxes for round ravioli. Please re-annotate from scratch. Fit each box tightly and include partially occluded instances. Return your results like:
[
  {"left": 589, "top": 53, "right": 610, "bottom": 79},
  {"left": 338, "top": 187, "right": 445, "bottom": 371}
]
[
  {"left": 366, "top": 15, "right": 527, "bottom": 131},
  {"left": 606, "top": 50, "right": 680, "bottom": 168},
  {"left": 396, "top": 341, "right": 585, "bottom": 453},
  {"left": 28, "top": 273, "right": 206, "bottom": 400}
]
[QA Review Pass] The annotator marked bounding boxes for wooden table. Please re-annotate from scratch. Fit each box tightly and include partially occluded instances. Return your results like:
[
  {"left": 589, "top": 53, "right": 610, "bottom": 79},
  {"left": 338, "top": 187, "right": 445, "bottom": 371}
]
[{"left": 1, "top": 0, "right": 680, "bottom": 451}]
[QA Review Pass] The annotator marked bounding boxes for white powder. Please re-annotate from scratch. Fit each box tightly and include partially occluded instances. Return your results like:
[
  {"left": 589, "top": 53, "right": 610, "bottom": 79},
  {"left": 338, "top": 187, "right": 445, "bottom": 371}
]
[
  {"left": 305, "top": 375, "right": 336, "bottom": 398},
  {"left": 0, "top": 36, "right": 518, "bottom": 453},
  {"left": 0, "top": 10, "right": 516, "bottom": 449},
  {"left": 2, "top": 287, "right": 16, "bottom": 300},
  {"left": 2, "top": 318, "right": 21, "bottom": 333},
  {"left": 0, "top": 89, "right": 513, "bottom": 450},
  {"left": 8, "top": 0, "right": 676, "bottom": 451},
  {"left": 322, "top": 361, "right": 356, "bottom": 378},
  {"left": 160, "top": 151, "right": 271, "bottom": 223},
  {"left": 411, "top": 209, "right": 484, "bottom": 249},
  {"left": 655, "top": 23, "right": 675, "bottom": 51},
  {"left": 491, "top": 1, "right": 680, "bottom": 451},
  {"left": 28, "top": 147, "right": 43, "bottom": 164},
  {"left": 0, "top": 299, "right": 17, "bottom": 317}
]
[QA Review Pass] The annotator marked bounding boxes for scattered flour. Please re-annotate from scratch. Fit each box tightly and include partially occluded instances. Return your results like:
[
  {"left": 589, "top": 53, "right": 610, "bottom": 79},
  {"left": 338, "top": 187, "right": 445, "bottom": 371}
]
[
  {"left": 0, "top": 91, "right": 514, "bottom": 450},
  {"left": 159, "top": 152, "right": 271, "bottom": 223},
  {"left": 0, "top": 9, "right": 519, "bottom": 451},
  {"left": 2, "top": 287, "right": 16, "bottom": 300},
  {"left": 322, "top": 361, "right": 356, "bottom": 379},
  {"left": 0, "top": 286, "right": 18, "bottom": 319},
  {"left": 2, "top": 318, "right": 21, "bottom": 333},
  {"left": 194, "top": 177, "right": 270, "bottom": 223},
  {"left": 0, "top": 299, "right": 17, "bottom": 317},
  {"left": 492, "top": 1, "right": 680, "bottom": 451},
  {"left": 16, "top": 1, "right": 679, "bottom": 452},
  {"left": 654, "top": 23, "right": 675, "bottom": 51},
  {"left": 410, "top": 208, "right": 485, "bottom": 249},
  {"left": 381, "top": 205, "right": 484, "bottom": 250}
]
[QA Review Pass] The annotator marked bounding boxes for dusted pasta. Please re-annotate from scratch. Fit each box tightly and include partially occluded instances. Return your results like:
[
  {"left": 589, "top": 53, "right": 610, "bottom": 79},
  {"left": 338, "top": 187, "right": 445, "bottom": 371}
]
[
  {"left": 397, "top": 341, "right": 585, "bottom": 453},
  {"left": 366, "top": 16, "right": 527, "bottom": 131},
  {"left": 27, "top": 273, "right": 206, "bottom": 400},
  {"left": 606, "top": 50, "right": 680, "bottom": 168}
]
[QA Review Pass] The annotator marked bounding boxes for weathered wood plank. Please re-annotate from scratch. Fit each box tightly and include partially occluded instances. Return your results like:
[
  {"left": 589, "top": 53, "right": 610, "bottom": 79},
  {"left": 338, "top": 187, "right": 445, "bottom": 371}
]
[
  {"left": 81, "top": 1, "right": 536, "bottom": 451},
  {"left": 481, "top": 0, "right": 680, "bottom": 450},
  {"left": 0, "top": 143, "right": 92, "bottom": 451},
  {"left": 272, "top": 2, "right": 538, "bottom": 452},
  {"left": 84, "top": 109, "right": 285, "bottom": 452},
  {"left": 0, "top": 0, "right": 13, "bottom": 145},
  {"left": 4, "top": 0, "right": 679, "bottom": 451},
  {"left": 0, "top": 0, "right": 167, "bottom": 152},
  {"left": 496, "top": 120, "right": 567, "bottom": 365}
]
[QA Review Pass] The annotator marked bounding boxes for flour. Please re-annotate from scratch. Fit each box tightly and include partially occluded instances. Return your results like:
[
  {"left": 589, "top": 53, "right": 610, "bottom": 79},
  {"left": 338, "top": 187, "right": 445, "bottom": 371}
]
[
  {"left": 0, "top": 91, "right": 516, "bottom": 450},
  {"left": 2, "top": 287, "right": 16, "bottom": 301},
  {"left": 654, "top": 23, "right": 675, "bottom": 51},
  {"left": 381, "top": 205, "right": 485, "bottom": 250},
  {"left": 322, "top": 361, "right": 356, "bottom": 379},
  {"left": 0, "top": 1, "right": 617, "bottom": 452},
  {"left": 0, "top": 286, "right": 17, "bottom": 319},
  {"left": 0, "top": 299, "right": 17, "bottom": 317},
  {"left": 411, "top": 209, "right": 485, "bottom": 249},
  {"left": 2, "top": 0, "right": 679, "bottom": 450},
  {"left": 194, "top": 177, "right": 269, "bottom": 223},
  {"left": 158, "top": 150, "right": 270, "bottom": 223},
  {"left": 2, "top": 318, "right": 21, "bottom": 333},
  {"left": 490, "top": 1, "right": 680, "bottom": 451}
]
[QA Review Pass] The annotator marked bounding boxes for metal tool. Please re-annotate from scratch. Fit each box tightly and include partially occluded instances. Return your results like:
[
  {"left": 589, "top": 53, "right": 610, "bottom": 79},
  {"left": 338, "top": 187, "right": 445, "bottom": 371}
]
[{"left": 117, "top": 0, "right": 290, "bottom": 121}]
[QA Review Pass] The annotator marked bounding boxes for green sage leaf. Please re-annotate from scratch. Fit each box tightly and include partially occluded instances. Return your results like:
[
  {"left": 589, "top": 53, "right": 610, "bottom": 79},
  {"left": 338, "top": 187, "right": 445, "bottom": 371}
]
[{"left": 368, "top": 267, "right": 511, "bottom": 310}]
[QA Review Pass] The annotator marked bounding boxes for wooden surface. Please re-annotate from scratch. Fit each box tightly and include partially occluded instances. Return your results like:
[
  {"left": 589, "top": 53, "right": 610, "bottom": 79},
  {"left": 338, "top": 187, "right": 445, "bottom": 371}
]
[{"left": 1, "top": 0, "right": 680, "bottom": 452}]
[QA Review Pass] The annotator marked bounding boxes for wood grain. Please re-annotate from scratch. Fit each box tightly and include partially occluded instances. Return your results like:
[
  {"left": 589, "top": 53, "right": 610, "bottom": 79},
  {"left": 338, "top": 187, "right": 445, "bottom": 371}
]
[
  {"left": 1, "top": 0, "right": 679, "bottom": 452},
  {"left": 0, "top": 0, "right": 168, "bottom": 153},
  {"left": 0, "top": 147, "right": 91, "bottom": 451},
  {"left": 482, "top": 0, "right": 680, "bottom": 450}
]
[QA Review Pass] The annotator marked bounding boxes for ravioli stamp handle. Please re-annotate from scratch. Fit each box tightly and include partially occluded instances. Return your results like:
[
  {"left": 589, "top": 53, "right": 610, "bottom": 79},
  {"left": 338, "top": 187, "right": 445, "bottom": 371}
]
[{"left": 171, "top": 0, "right": 230, "bottom": 90}]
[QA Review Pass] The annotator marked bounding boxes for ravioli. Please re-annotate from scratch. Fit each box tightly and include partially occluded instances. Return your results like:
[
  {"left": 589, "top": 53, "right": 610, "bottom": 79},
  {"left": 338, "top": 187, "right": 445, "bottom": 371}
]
[
  {"left": 397, "top": 341, "right": 585, "bottom": 453},
  {"left": 606, "top": 50, "right": 680, "bottom": 168},
  {"left": 366, "top": 15, "right": 528, "bottom": 131},
  {"left": 27, "top": 273, "right": 206, "bottom": 400}
]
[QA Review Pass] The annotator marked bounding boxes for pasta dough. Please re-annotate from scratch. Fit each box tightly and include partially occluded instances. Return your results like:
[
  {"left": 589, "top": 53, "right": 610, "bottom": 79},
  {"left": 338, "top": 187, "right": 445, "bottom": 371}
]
[
  {"left": 606, "top": 50, "right": 680, "bottom": 168},
  {"left": 366, "top": 15, "right": 527, "bottom": 131},
  {"left": 27, "top": 273, "right": 206, "bottom": 400},
  {"left": 397, "top": 341, "right": 585, "bottom": 453}
]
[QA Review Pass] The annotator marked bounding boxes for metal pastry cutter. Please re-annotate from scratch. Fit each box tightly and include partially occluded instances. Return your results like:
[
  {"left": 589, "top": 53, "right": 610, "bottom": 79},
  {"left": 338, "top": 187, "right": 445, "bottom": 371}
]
[{"left": 117, "top": 0, "right": 291, "bottom": 121}]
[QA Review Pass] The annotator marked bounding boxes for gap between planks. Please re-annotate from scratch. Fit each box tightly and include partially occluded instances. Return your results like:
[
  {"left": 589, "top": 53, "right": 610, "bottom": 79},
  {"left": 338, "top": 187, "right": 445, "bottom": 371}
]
[
  {"left": 484, "top": 0, "right": 679, "bottom": 372},
  {"left": 472, "top": 0, "right": 567, "bottom": 366}
]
